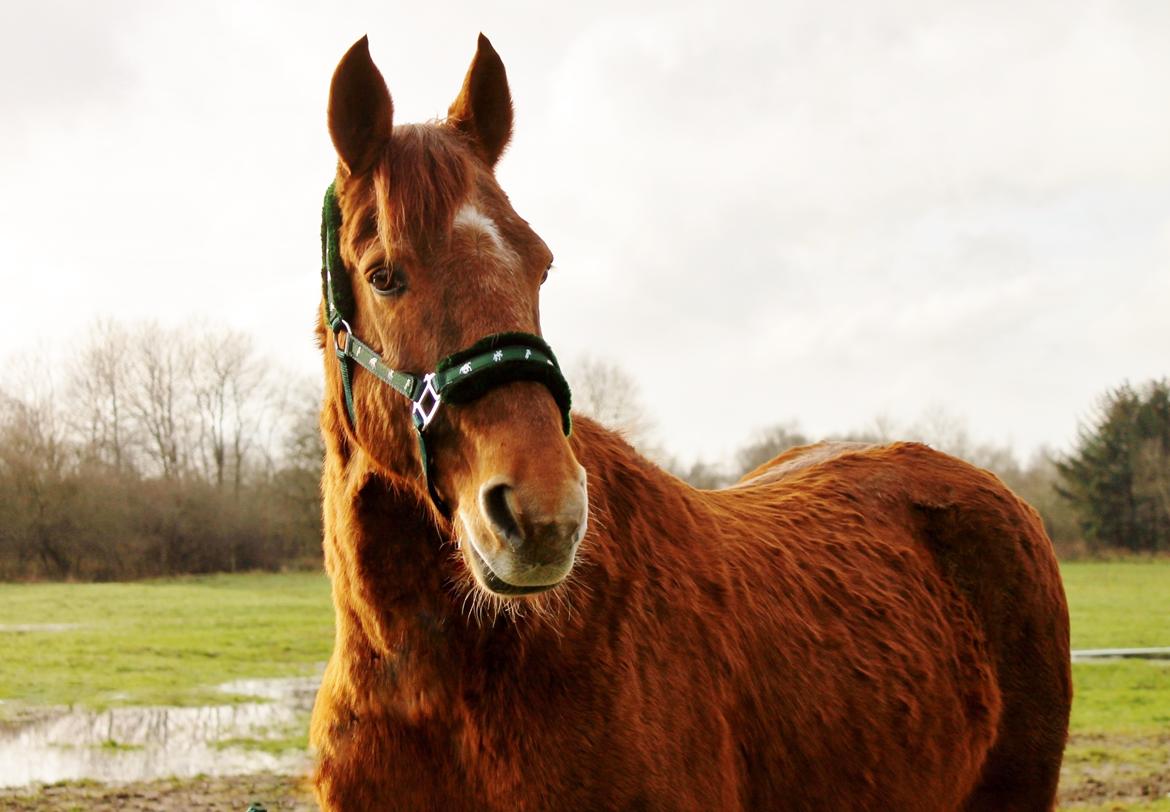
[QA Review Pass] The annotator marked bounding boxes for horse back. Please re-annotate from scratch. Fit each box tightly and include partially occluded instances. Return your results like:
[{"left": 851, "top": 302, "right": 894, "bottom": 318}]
[{"left": 724, "top": 441, "right": 1071, "bottom": 809}]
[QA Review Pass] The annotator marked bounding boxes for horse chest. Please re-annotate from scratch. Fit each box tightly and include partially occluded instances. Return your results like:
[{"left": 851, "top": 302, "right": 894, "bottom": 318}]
[{"left": 318, "top": 659, "right": 746, "bottom": 811}]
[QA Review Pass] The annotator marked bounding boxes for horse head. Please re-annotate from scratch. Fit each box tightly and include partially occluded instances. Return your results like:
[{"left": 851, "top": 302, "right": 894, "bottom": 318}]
[{"left": 322, "top": 35, "right": 587, "bottom": 597}]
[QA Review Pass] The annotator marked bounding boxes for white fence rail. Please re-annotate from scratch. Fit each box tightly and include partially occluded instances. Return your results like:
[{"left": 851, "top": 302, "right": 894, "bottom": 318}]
[{"left": 1071, "top": 647, "right": 1170, "bottom": 662}]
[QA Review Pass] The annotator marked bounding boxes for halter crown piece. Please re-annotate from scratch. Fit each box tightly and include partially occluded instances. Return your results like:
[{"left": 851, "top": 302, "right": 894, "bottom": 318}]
[{"left": 320, "top": 182, "right": 572, "bottom": 500}]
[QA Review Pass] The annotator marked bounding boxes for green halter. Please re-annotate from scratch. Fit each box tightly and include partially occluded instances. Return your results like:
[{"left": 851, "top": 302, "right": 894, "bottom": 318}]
[{"left": 320, "top": 182, "right": 572, "bottom": 498}]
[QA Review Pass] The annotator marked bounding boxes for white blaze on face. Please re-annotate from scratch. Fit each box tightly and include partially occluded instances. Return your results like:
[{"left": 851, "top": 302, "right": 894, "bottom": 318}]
[
  {"left": 454, "top": 203, "right": 514, "bottom": 259},
  {"left": 452, "top": 201, "right": 525, "bottom": 316}
]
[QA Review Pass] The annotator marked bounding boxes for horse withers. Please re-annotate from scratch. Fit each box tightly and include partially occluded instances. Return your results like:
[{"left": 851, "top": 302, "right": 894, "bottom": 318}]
[{"left": 309, "top": 34, "right": 1071, "bottom": 811}]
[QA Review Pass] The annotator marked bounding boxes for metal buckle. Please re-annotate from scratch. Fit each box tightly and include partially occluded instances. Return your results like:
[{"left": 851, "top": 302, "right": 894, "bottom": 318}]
[
  {"left": 412, "top": 373, "right": 442, "bottom": 430},
  {"left": 333, "top": 319, "right": 352, "bottom": 355}
]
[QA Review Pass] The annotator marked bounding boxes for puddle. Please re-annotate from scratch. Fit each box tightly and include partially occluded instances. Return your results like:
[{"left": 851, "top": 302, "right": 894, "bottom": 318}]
[{"left": 0, "top": 676, "right": 319, "bottom": 788}]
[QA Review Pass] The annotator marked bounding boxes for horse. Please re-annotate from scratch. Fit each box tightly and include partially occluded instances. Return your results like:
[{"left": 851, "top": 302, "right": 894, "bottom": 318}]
[{"left": 309, "top": 34, "right": 1071, "bottom": 811}]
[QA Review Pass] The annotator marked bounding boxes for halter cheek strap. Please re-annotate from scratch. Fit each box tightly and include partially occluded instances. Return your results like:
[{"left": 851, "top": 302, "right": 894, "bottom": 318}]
[{"left": 320, "top": 182, "right": 572, "bottom": 499}]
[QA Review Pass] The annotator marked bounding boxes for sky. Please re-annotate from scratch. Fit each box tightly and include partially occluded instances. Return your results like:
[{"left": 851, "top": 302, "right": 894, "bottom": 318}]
[{"left": 1, "top": 0, "right": 1167, "bottom": 466}]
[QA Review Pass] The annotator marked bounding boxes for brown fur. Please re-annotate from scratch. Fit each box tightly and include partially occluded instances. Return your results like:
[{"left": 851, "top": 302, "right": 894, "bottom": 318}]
[{"left": 310, "top": 36, "right": 1071, "bottom": 812}]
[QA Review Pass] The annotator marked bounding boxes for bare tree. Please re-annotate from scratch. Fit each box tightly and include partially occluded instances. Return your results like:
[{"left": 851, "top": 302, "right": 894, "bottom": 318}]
[
  {"left": 735, "top": 422, "right": 810, "bottom": 476},
  {"left": 68, "top": 319, "right": 135, "bottom": 471},
  {"left": 127, "top": 323, "right": 194, "bottom": 479},
  {"left": 902, "top": 405, "right": 1021, "bottom": 476},
  {"left": 0, "top": 320, "right": 330, "bottom": 579},
  {"left": 904, "top": 404, "right": 977, "bottom": 459},
  {"left": 568, "top": 356, "right": 656, "bottom": 449},
  {"left": 272, "top": 377, "right": 324, "bottom": 472},
  {"left": 668, "top": 458, "right": 735, "bottom": 489},
  {"left": 192, "top": 327, "right": 268, "bottom": 493},
  {"left": 1135, "top": 437, "right": 1170, "bottom": 522},
  {"left": 0, "top": 375, "right": 76, "bottom": 576}
]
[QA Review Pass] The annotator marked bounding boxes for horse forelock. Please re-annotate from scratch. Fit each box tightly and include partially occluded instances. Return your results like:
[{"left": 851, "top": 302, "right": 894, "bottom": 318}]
[
  {"left": 372, "top": 124, "right": 476, "bottom": 254},
  {"left": 335, "top": 124, "right": 531, "bottom": 288}
]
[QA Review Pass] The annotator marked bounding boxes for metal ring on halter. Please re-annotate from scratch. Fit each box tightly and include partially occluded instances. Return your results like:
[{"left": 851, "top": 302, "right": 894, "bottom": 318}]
[{"left": 333, "top": 319, "right": 352, "bottom": 355}]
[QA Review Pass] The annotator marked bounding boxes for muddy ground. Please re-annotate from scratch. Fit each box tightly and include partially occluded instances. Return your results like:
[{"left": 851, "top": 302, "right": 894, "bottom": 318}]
[
  {"left": 1058, "top": 731, "right": 1170, "bottom": 809},
  {"left": 2, "top": 732, "right": 1167, "bottom": 810},
  {"left": 0, "top": 773, "right": 315, "bottom": 811}
]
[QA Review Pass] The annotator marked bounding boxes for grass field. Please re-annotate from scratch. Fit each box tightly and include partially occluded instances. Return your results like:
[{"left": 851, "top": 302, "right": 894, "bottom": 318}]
[
  {"left": 0, "top": 572, "right": 332, "bottom": 714},
  {"left": 0, "top": 561, "right": 1167, "bottom": 809},
  {"left": 1059, "top": 561, "right": 1170, "bottom": 811},
  {"left": 1064, "top": 562, "right": 1170, "bottom": 734}
]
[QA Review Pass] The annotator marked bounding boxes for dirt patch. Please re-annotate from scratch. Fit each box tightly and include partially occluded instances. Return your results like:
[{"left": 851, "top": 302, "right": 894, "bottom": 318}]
[
  {"left": 0, "top": 773, "right": 316, "bottom": 811},
  {"left": 2, "top": 733, "right": 1166, "bottom": 810},
  {"left": 1059, "top": 732, "right": 1170, "bottom": 808}
]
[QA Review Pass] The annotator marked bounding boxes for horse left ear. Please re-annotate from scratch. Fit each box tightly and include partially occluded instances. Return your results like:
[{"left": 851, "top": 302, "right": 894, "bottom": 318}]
[
  {"left": 328, "top": 36, "right": 394, "bottom": 176},
  {"left": 448, "top": 33, "right": 514, "bottom": 167}
]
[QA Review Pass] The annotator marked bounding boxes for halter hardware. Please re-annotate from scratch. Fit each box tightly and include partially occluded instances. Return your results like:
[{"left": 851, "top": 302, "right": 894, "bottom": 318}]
[
  {"left": 412, "top": 374, "right": 442, "bottom": 430},
  {"left": 320, "top": 182, "right": 572, "bottom": 499}
]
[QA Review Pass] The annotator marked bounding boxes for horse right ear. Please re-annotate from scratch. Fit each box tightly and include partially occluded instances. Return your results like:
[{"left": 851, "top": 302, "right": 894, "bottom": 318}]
[
  {"left": 447, "top": 33, "right": 513, "bottom": 167},
  {"left": 328, "top": 36, "right": 394, "bottom": 176}
]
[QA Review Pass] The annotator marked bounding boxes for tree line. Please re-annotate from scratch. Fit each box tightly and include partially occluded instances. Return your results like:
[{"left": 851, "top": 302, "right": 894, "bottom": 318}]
[
  {"left": 0, "top": 321, "right": 322, "bottom": 580},
  {"left": 572, "top": 358, "right": 1170, "bottom": 558},
  {"left": 1, "top": 339, "right": 1164, "bottom": 580}
]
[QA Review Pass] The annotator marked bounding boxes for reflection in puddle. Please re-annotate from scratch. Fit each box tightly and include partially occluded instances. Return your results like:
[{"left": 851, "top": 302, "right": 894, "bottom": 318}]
[{"left": 0, "top": 676, "right": 319, "bottom": 787}]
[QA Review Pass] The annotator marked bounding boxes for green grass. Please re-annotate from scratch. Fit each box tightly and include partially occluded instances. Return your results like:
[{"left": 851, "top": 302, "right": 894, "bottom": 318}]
[
  {"left": 1059, "top": 561, "right": 1170, "bottom": 810},
  {"left": 1071, "top": 660, "right": 1170, "bottom": 733},
  {"left": 1061, "top": 561, "right": 1170, "bottom": 736},
  {"left": 0, "top": 561, "right": 1165, "bottom": 808},
  {"left": 0, "top": 564, "right": 1163, "bottom": 729},
  {"left": 1063, "top": 561, "right": 1170, "bottom": 650},
  {"left": 99, "top": 738, "right": 144, "bottom": 751},
  {"left": 0, "top": 572, "right": 333, "bottom": 716}
]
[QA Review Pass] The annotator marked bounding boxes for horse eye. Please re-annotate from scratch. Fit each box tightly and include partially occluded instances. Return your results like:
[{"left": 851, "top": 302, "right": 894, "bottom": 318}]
[{"left": 370, "top": 265, "right": 406, "bottom": 296}]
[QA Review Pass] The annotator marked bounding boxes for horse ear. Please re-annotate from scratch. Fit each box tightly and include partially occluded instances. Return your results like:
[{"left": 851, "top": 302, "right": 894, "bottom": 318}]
[
  {"left": 328, "top": 36, "right": 394, "bottom": 176},
  {"left": 448, "top": 33, "right": 513, "bottom": 167}
]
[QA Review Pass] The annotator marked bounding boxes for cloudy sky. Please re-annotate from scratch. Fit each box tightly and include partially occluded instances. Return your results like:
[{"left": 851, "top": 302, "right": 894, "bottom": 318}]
[{"left": 2, "top": 0, "right": 1167, "bottom": 465}]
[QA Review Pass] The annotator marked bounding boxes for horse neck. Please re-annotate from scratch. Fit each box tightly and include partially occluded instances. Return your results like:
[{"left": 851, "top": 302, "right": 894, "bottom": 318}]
[
  {"left": 567, "top": 417, "right": 696, "bottom": 578},
  {"left": 318, "top": 404, "right": 688, "bottom": 708},
  {"left": 319, "top": 397, "right": 534, "bottom": 709},
  {"left": 320, "top": 397, "right": 447, "bottom": 619}
]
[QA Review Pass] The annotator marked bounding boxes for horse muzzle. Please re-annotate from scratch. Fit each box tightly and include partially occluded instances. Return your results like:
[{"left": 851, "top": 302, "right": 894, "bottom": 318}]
[{"left": 460, "top": 468, "right": 588, "bottom": 596}]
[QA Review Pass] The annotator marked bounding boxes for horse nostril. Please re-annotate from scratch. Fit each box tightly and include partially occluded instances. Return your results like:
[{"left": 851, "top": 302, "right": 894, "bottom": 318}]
[{"left": 480, "top": 480, "right": 525, "bottom": 550}]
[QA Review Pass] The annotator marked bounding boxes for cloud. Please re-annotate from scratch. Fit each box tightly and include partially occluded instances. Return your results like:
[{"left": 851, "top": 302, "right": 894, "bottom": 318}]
[
  {"left": 517, "top": 0, "right": 1170, "bottom": 459},
  {"left": 0, "top": 0, "right": 1166, "bottom": 466},
  {"left": 0, "top": 1, "right": 147, "bottom": 147}
]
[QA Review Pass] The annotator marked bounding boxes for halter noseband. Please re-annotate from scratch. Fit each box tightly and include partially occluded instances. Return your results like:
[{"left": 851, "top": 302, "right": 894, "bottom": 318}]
[{"left": 320, "top": 182, "right": 572, "bottom": 502}]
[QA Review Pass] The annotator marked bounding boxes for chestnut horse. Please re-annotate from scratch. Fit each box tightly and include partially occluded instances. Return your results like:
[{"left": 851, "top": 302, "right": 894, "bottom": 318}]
[{"left": 310, "top": 34, "right": 1071, "bottom": 811}]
